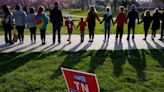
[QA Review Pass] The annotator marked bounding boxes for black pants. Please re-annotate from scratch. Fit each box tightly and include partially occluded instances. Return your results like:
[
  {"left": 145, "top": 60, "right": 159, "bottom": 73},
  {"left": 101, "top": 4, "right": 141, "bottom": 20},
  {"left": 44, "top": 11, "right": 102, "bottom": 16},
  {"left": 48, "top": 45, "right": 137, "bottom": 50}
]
[
  {"left": 16, "top": 26, "right": 25, "bottom": 42},
  {"left": 127, "top": 24, "right": 135, "bottom": 39},
  {"left": 53, "top": 24, "right": 61, "bottom": 43},
  {"left": 88, "top": 23, "right": 95, "bottom": 40},
  {"left": 115, "top": 26, "right": 123, "bottom": 40},
  {"left": 144, "top": 26, "right": 149, "bottom": 39},
  {"left": 30, "top": 27, "right": 36, "bottom": 42},
  {"left": 160, "top": 25, "right": 164, "bottom": 39},
  {"left": 3, "top": 24, "right": 12, "bottom": 43},
  {"left": 40, "top": 29, "right": 46, "bottom": 43}
]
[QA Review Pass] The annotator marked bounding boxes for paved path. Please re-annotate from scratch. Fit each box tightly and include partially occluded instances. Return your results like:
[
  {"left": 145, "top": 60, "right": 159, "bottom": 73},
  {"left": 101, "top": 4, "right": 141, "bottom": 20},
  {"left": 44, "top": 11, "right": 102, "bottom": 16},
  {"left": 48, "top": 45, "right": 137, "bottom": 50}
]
[{"left": 0, "top": 34, "right": 163, "bottom": 52}]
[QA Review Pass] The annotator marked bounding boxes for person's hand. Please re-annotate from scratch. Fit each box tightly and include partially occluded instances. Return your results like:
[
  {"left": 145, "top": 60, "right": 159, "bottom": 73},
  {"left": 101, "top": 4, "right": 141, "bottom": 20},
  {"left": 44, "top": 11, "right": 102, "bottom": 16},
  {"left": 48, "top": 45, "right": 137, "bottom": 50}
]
[
  {"left": 60, "top": 22, "right": 63, "bottom": 26},
  {"left": 113, "top": 22, "right": 115, "bottom": 26}
]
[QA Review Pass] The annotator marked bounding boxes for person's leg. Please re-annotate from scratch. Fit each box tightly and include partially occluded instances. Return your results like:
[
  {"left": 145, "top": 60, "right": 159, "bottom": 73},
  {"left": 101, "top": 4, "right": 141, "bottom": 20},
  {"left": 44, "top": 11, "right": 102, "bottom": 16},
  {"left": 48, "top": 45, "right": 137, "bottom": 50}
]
[
  {"left": 22, "top": 26, "right": 25, "bottom": 42},
  {"left": 53, "top": 24, "right": 57, "bottom": 43},
  {"left": 92, "top": 29, "right": 95, "bottom": 41},
  {"left": 127, "top": 24, "right": 131, "bottom": 40},
  {"left": 57, "top": 26, "right": 61, "bottom": 43},
  {"left": 120, "top": 27, "right": 123, "bottom": 41},
  {"left": 80, "top": 31, "right": 82, "bottom": 42},
  {"left": 115, "top": 26, "right": 119, "bottom": 40},
  {"left": 151, "top": 30, "right": 155, "bottom": 40},
  {"left": 161, "top": 27, "right": 164, "bottom": 40},
  {"left": 40, "top": 30, "right": 43, "bottom": 44},
  {"left": 154, "top": 30, "right": 157, "bottom": 38},
  {"left": 144, "top": 27, "right": 148, "bottom": 40},
  {"left": 82, "top": 31, "right": 84, "bottom": 41},
  {"left": 4, "top": 26, "right": 8, "bottom": 43},
  {"left": 104, "top": 23, "right": 107, "bottom": 40},
  {"left": 88, "top": 25, "right": 92, "bottom": 41},
  {"left": 43, "top": 29, "right": 46, "bottom": 43},
  {"left": 30, "top": 28, "right": 33, "bottom": 43},
  {"left": 16, "top": 26, "right": 21, "bottom": 42},
  {"left": 91, "top": 25, "right": 95, "bottom": 41},
  {"left": 8, "top": 28, "right": 12, "bottom": 44},
  {"left": 107, "top": 23, "right": 111, "bottom": 39},
  {"left": 132, "top": 25, "right": 135, "bottom": 39},
  {"left": 33, "top": 27, "right": 36, "bottom": 43},
  {"left": 69, "top": 33, "right": 72, "bottom": 43}
]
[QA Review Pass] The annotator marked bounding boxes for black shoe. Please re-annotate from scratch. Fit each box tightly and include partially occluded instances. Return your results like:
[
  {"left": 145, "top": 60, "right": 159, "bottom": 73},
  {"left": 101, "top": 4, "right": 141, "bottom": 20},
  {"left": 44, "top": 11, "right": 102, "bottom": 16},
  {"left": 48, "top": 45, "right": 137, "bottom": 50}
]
[
  {"left": 159, "top": 38, "right": 163, "bottom": 41},
  {"left": 58, "top": 40, "right": 61, "bottom": 44},
  {"left": 53, "top": 42, "right": 55, "bottom": 45},
  {"left": 42, "top": 42, "right": 46, "bottom": 45},
  {"left": 132, "top": 36, "right": 134, "bottom": 39},
  {"left": 9, "top": 42, "right": 14, "bottom": 45},
  {"left": 143, "top": 38, "right": 146, "bottom": 40},
  {"left": 152, "top": 38, "right": 154, "bottom": 41},
  {"left": 127, "top": 38, "right": 129, "bottom": 41}
]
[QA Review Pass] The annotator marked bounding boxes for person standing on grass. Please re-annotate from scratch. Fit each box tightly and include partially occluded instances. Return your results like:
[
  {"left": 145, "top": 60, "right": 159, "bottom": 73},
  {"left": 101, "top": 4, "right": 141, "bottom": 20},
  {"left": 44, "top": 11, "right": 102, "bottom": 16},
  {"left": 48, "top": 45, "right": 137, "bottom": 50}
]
[
  {"left": 151, "top": 8, "right": 161, "bottom": 41},
  {"left": 50, "top": 2, "right": 63, "bottom": 44},
  {"left": 159, "top": 11, "right": 164, "bottom": 41},
  {"left": 114, "top": 6, "right": 127, "bottom": 41},
  {"left": 77, "top": 17, "right": 86, "bottom": 43},
  {"left": 35, "top": 6, "right": 48, "bottom": 45},
  {"left": 100, "top": 7, "right": 114, "bottom": 41},
  {"left": 138, "top": 10, "right": 152, "bottom": 41},
  {"left": 12, "top": 5, "right": 26, "bottom": 44},
  {"left": 86, "top": 6, "right": 100, "bottom": 42},
  {"left": 1, "top": 5, "right": 14, "bottom": 44},
  {"left": 26, "top": 7, "right": 37, "bottom": 44},
  {"left": 65, "top": 17, "right": 75, "bottom": 43},
  {"left": 127, "top": 5, "right": 139, "bottom": 41}
]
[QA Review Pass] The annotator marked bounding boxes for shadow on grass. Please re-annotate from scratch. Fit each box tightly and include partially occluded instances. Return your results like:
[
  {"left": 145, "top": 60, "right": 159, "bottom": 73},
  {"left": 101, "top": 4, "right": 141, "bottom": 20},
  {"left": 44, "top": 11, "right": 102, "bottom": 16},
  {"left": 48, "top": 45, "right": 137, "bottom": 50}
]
[
  {"left": 87, "top": 40, "right": 110, "bottom": 73},
  {"left": 51, "top": 51, "right": 87, "bottom": 79},
  {"left": 127, "top": 40, "right": 147, "bottom": 81},
  {"left": 0, "top": 52, "right": 41, "bottom": 77},
  {"left": 146, "top": 41, "right": 164, "bottom": 68},
  {"left": 110, "top": 41, "right": 127, "bottom": 77}
]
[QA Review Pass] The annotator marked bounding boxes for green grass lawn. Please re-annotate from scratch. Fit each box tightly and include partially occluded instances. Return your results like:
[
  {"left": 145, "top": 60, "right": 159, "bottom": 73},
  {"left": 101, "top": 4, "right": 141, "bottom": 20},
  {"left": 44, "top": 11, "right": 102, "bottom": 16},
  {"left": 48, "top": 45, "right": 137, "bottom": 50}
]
[{"left": 0, "top": 49, "right": 164, "bottom": 92}]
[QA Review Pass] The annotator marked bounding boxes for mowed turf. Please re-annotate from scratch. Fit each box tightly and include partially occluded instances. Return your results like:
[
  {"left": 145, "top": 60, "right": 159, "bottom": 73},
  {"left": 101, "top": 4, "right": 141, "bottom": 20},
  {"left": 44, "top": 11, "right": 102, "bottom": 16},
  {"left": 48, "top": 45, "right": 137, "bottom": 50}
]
[{"left": 0, "top": 49, "right": 164, "bottom": 92}]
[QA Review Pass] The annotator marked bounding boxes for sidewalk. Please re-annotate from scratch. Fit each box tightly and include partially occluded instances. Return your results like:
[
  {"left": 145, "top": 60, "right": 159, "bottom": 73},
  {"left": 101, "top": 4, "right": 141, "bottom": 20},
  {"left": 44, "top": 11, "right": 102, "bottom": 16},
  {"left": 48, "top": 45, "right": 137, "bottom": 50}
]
[{"left": 0, "top": 34, "right": 163, "bottom": 53}]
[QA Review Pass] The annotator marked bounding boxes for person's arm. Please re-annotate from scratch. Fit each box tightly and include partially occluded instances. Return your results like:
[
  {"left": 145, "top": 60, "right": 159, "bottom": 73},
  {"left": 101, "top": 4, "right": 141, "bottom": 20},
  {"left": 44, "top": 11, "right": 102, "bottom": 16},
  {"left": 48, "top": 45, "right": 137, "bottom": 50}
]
[
  {"left": 138, "top": 17, "right": 144, "bottom": 24},
  {"left": 43, "top": 13, "right": 49, "bottom": 25},
  {"left": 77, "top": 22, "right": 80, "bottom": 29},
  {"left": 100, "top": 14, "right": 105, "bottom": 24},
  {"left": 111, "top": 15, "right": 114, "bottom": 25},
  {"left": 124, "top": 13, "right": 127, "bottom": 24},
  {"left": 136, "top": 11, "right": 139, "bottom": 24},
  {"left": 114, "top": 13, "right": 120, "bottom": 25},
  {"left": 96, "top": 14, "right": 100, "bottom": 22},
  {"left": 73, "top": 21, "right": 76, "bottom": 28},
  {"left": 49, "top": 10, "right": 52, "bottom": 22},
  {"left": 127, "top": 11, "right": 129, "bottom": 22},
  {"left": 85, "top": 13, "right": 90, "bottom": 22},
  {"left": 60, "top": 10, "right": 63, "bottom": 25}
]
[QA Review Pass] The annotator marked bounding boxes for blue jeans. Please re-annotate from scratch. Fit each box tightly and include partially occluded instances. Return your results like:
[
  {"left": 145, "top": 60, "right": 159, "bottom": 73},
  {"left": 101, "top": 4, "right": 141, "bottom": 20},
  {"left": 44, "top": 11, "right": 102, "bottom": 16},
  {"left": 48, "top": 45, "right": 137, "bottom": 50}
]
[{"left": 104, "top": 22, "right": 111, "bottom": 39}]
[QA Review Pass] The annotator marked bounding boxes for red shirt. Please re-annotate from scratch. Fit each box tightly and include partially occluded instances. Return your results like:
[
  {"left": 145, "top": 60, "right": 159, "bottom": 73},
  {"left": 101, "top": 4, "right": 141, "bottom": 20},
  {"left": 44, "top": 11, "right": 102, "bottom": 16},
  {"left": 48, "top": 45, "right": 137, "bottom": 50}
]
[
  {"left": 115, "top": 12, "right": 127, "bottom": 27},
  {"left": 79, "top": 21, "right": 86, "bottom": 32}
]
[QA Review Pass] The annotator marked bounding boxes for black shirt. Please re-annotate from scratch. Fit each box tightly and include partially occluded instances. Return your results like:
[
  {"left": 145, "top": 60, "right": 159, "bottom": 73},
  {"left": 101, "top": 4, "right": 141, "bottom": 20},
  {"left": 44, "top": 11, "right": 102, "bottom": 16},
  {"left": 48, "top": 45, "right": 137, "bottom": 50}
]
[{"left": 50, "top": 8, "right": 63, "bottom": 24}]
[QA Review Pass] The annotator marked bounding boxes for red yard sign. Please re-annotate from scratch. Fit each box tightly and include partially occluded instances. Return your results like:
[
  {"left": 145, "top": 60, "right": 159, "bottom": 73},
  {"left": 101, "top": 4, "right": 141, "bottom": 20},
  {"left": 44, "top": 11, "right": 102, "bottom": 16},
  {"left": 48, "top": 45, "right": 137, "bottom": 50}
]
[{"left": 61, "top": 68, "right": 100, "bottom": 92}]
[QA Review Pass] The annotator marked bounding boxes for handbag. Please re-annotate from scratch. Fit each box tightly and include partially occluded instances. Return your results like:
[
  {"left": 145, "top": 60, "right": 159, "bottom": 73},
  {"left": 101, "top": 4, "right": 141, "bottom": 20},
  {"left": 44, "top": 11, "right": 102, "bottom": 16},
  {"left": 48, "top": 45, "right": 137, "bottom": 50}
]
[{"left": 13, "top": 31, "right": 18, "bottom": 42}]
